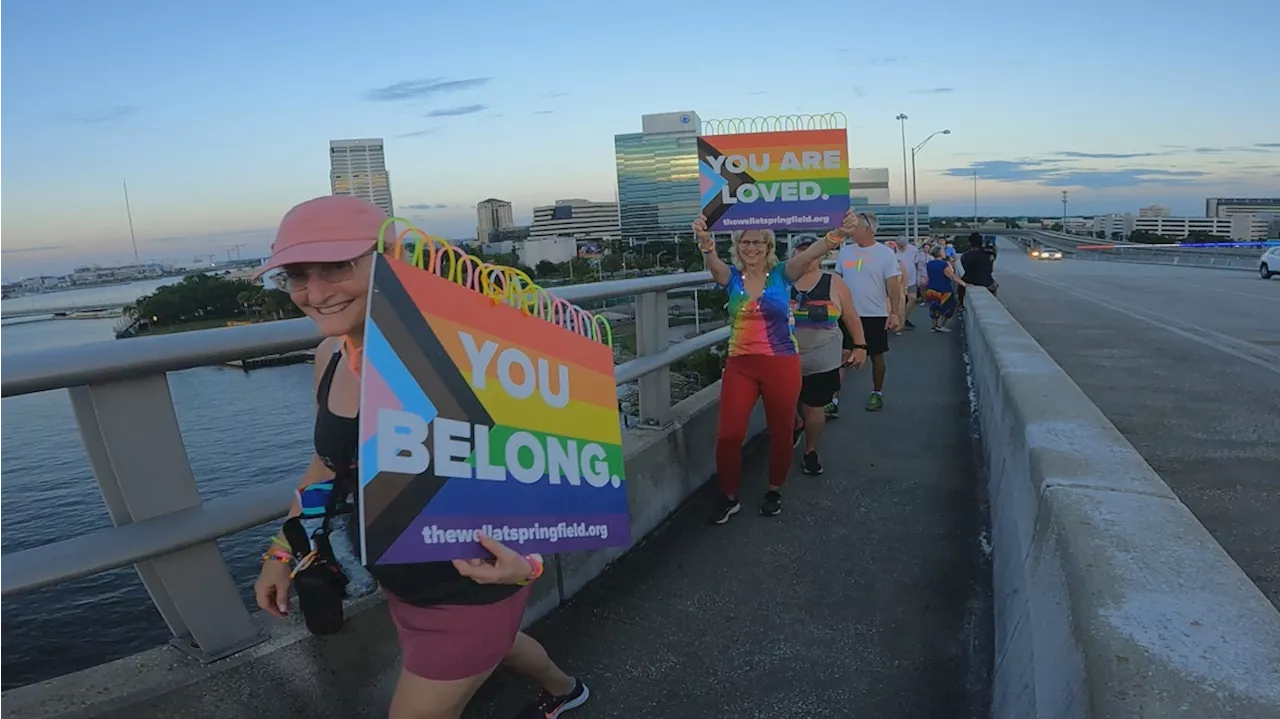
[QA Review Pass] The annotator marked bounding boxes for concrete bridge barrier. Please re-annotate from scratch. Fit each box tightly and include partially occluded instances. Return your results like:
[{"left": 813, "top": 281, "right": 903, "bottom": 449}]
[
  {"left": 2, "top": 383, "right": 764, "bottom": 719},
  {"left": 964, "top": 289, "right": 1280, "bottom": 718}
]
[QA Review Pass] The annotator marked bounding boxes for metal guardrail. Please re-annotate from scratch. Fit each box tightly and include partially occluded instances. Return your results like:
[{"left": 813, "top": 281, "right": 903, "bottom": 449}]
[{"left": 0, "top": 271, "right": 725, "bottom": 664}]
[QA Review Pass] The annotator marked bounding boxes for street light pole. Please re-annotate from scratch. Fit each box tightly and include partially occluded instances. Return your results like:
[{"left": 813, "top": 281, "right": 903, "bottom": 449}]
[
  {"left": 1061, "top": 190, "right": 1069, "bottom": 234},
  {"left": 895, "top": 114, "right": 909, "bottom": 230},
  {"left": 910, "top": 129, "right": 951, "bottom": 244},
  {"left": 973, "top": 170, "right": 978, "bottom": 226}
]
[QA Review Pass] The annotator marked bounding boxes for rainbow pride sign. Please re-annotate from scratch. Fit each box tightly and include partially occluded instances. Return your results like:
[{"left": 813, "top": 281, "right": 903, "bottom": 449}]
[
  {"left": 698, "top": 129, "right": 850, "bottom": 232},
  {"left": 357, "top": 254, "right": 629, "bottom": 564}
]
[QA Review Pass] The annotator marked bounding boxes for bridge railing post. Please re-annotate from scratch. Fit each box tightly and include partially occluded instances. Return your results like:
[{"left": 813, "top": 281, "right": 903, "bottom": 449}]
[
  {"left": 634, "top": 291, "right": 672, "bottom": 426},
  {"left": 69, "top": 373, "right": 264, "bottom": 661}
]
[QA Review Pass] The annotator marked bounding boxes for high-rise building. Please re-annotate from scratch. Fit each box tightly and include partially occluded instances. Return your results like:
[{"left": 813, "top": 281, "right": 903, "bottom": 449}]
[
  {"left": 1206, "top": 197, "right": 1280, "bottom": 219},
  {"left": 848, "top": 168, "right": 891, "bottom": 205},
  {"left": 529, "top": 199, "right": 620, "bottom": 241},
  {"left": 614, "top": 111, "right": 702, "bottom": 242},
  {"left": 1138, "top": 204, "right": 1171, "bottom": 218},
  {"left": 476, "top": 198, "right": 515, "bottom": 243},
  {"left": 329, "top": 139, "right": 394, "bottom": 217}
]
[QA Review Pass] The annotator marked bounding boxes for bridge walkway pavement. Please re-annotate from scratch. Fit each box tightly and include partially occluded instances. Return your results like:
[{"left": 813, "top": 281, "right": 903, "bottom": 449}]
[{"left": 466, "top": 319, "right": 994, "bottom": 719}]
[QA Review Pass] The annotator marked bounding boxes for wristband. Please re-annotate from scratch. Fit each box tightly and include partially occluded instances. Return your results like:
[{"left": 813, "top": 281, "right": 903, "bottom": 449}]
[
  {"left": 517, "top": 554, "right": 545, "bottom": 586},
  {"left": 262, "top": 548, "right": 293, "bottom": 565},
  {"left": 824, "top": 231, "right": 843, "bottom": 247},
  {"left": 852, "top": 343, "right": 868, "bottom": 350}
]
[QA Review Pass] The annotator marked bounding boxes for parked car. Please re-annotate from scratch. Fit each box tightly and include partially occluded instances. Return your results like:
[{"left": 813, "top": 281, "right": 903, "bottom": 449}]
[{"left": 1260, "top": 246, "right": 1280, "bottom": 279}]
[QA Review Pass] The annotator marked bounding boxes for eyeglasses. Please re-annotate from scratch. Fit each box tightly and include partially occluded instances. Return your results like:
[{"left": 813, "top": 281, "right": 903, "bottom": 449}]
[
  {"left": 272, "top": 258, "right": 361, "bottom": 292},
  {"left": 737, "top": 239, "right": 769, "bottom": 248}
]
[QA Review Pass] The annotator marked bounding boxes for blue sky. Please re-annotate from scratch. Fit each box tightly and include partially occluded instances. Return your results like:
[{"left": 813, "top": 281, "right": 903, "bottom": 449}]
[{"left": 2, "top": 0, "right": 1277, "bottom": 278}]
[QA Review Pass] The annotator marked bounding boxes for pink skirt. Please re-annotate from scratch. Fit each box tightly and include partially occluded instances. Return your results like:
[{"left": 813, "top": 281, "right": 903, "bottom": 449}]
[{"left": 385, "top": 587, "right": 530, "bottom": 681}]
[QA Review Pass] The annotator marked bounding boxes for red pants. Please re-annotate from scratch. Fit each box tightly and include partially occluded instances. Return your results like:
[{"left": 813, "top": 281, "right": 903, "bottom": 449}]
[{"left": 715, "top": 354, "right": 802, "bottom": 497}]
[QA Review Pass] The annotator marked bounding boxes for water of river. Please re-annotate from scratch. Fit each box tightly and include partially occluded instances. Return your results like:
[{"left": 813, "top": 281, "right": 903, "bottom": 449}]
[
  {"left": 1, "top": 278, "right": 177, "bottom": 316},
  {"left": 1, "top": 310, "right": 317, "bottom": 690}
]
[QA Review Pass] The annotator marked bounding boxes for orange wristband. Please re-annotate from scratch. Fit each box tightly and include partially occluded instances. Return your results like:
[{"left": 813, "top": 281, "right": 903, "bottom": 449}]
[{"left": 517, "top": 554, "right": 544, "bottom": 586}]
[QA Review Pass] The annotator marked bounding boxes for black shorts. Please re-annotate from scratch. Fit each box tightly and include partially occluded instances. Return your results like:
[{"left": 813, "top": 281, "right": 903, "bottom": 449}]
[
  {"left": 800, "top": 368, "right": 842, "bottom": 408},
  {"left": 858, "top": 316, "right": 890, "bottom": 357}
]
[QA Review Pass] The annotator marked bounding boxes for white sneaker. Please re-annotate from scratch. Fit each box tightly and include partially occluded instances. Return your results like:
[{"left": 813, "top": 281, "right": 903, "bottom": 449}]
[{"left": 936, "top": 326, "right": 951, "bottom": 333}]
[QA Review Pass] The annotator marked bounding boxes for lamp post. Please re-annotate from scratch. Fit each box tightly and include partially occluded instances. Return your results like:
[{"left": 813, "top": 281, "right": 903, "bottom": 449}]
[
  {"left": 910, "top": 129, "right": 951, "bottom": 244},
  {"left": 895, "top": 115, "right": 909, "bottom": 226}
]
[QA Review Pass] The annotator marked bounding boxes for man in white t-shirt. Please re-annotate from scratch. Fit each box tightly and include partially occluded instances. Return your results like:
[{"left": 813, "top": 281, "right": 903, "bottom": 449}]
[
  {"left": 893, "top": 236, "right": 919, "bottom": 333},
  {"left": 833, "top": 212, "right": 902, "bottom": 413}
]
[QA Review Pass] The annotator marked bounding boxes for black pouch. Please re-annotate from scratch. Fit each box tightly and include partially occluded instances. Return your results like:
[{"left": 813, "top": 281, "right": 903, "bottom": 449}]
[{"left": 282, "top": 517, "right": 349, "bottom": 636}]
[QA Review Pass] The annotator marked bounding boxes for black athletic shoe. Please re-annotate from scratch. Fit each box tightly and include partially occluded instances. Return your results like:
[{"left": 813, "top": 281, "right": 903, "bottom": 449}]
[
  {"left": 521, "top": 677, "right": 590, "bottom": 718},
  {"left": 759, "top": 490, "right": 783, "bottom": 517},
  {"left": 802, "top": 451, "right": 823, "bottom": 475},
  {"left": 710, "top": 495, "right": 741, "bottom": 525},
  {"left": 792, "top": 422, "right": 805, "bottom": 448}
]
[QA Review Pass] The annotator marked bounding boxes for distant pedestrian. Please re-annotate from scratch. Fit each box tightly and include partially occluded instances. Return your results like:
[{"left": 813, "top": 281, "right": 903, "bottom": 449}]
[
  {"left": 693, "top": 212, "right": 847, "bottom": 522},
  {"left": 893, "top": 236, "right": 920, "bottom": 332},
  {"left": 922, "top": 245, "right": 967, "bottom": 332},
  {"left": 957, "top": 232, "right": 997, "bottom": 311}
]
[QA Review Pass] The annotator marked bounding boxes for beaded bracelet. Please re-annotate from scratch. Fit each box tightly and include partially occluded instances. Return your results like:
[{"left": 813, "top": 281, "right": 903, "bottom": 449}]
[{"left": 517, "top": 554, "right": 545, "bottom": 586}]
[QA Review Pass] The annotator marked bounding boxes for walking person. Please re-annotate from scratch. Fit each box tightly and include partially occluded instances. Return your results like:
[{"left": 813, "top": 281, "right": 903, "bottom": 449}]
[
  {"left": 921, "top": 245, "right": 968, "bottom": 332},
  {"left": 252, "top": 195, "right": 589, "bottom": 719},
  {"left": 789, "top": 235, "right": 867, "bottom": 475},
  {"left": 893, "top": 236, "right": 920, "bottom": 332},
  {"left": 833, "top": 212, "right": 903, "bottom": 412},
  {"left": 693, "top": 212, "right": 855, "bottom": 522},
  {"left": 914, "top": 241, "right": 931, "bottom": 306},
  {"left": 956, "top": 232, "right": 997, "bottom": 312}
]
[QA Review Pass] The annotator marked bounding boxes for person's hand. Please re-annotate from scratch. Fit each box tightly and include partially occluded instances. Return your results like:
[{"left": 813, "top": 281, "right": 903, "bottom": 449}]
[
  {"left": 886, "top": 314, "right": 902, "bottom": 332},
  {"left": 452, "top": 533, "right": 534, "bottom": 585},
  {"left": 848, "top": 348, "right": 867, "bottom": 369},
  {"left": 692, "top": 215, "right": 713, "bottom": 250},
  {"left": 835, "top": 209, "right": 858, "bottom": 239},
  {"left": 254, "top": 559, "right": 293, "bottom": 618}
]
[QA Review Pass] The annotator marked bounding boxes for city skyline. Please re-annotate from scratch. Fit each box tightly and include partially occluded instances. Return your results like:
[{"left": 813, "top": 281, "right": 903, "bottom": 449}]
[{"left": 2, "top": 0, "right": 1277, "bottom": 278}]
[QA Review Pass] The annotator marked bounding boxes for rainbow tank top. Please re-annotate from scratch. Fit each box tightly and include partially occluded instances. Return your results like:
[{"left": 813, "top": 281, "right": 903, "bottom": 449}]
[{"left": 725, "top": 264, "right": 797, "bottom": 357}]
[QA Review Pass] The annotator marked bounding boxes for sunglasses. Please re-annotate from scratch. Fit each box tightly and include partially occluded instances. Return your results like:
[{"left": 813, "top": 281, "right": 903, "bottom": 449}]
[{"left": 273, "top": 255, "right": 366, "bottom": 292}]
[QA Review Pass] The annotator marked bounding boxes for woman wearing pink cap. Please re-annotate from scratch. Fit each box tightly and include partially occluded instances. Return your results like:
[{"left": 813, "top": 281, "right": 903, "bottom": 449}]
[{"left": 252, "top": 195, "right": 589, "bottom": 719}]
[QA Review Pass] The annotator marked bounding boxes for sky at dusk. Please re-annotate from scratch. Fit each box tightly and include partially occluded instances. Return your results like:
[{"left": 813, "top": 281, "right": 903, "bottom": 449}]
[{"left": 2, "top": 0, "right": 1278, "bottom": 279}]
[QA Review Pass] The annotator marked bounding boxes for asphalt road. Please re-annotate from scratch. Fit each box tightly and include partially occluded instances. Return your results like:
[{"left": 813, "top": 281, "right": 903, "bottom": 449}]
[
  {"left": 991, "top": 242, "right": 1280, "bottom": 609},
  {"left": 468, "top": 322, "right": 993, "bottom": 719}
]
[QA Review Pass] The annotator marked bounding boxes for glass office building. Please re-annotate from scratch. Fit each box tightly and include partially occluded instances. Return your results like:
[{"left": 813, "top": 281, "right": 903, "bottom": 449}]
[{"left": 614, "top": 112, "right": 702, "bottom": 242}]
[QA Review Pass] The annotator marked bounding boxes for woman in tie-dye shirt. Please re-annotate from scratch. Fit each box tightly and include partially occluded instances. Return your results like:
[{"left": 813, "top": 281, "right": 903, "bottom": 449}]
[{"left": 692, "top": 211, "right": 856, "bottom": 522}]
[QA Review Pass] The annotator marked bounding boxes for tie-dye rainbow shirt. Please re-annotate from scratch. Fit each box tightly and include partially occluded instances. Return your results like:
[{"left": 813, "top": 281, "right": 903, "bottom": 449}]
[{"left": 724, "top": 264, "right": 798, "bottom": 357}]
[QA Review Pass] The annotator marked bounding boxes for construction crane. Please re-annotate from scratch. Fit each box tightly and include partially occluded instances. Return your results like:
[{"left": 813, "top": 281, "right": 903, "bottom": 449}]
[{"left": 229, "top": 244, "right": 246, "bottom": 260}]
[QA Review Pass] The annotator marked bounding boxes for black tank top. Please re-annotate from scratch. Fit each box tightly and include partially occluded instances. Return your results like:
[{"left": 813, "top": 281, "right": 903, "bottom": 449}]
[{"left": 314, "top": 350, "right": 520, "bottom": 607}]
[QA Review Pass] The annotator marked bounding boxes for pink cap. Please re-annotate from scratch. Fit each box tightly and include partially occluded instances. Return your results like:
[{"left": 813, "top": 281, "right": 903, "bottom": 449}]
[{"left": 254, "top": 195, "right": 390, "bottom": 279}]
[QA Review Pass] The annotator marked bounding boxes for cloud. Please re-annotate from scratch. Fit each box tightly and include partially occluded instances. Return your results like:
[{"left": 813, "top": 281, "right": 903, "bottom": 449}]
[
  {"left": 425, "top": 104, "right": 488, "bottom": 117},
  {"left": 363, "top": 77, "right": 491, "bottom": 102},
  {"left": 533, "top": 110, "right": 555, "bottom": 115},
  {"left": 402, "top": 203, "right": 454, "bottom": 211},
  {"left": 913, "top": 87, "right": 955, "bottom": 94},
  {"left": 1055, "top": 151, "right": 1161, "bottom": 159},
  {"left": 142, "top": 227, "right": 274, "bottom": 245},
  {"left": 944, "top": 159, "right": 1209, "bottom": 188},
  {"left": 749, "top": 90, "right": 769, "bottom": 96},
  {"left": 65, "top": 105, "right": 138, "bottom": 125},
  {"left": 852, "top": 86, "right": 867, "bottom": 98},
  {"left": 541, "top": 92, "right": 568, "bottom": 98},
  {"left": 1255, "top": 142, "right": 1280, "bottom": 148},
  {"left": 2, "top": 245, "right": 65, "bottom": 255},
  {"left": 869, "top": 56, "right": 907, "bottom": 65},
  {"left": 396, "top": 128, "right": 440, "bottom": 138},
  {"left": 1193, "top": 146, "right": 1226, "bottom": 153}
]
